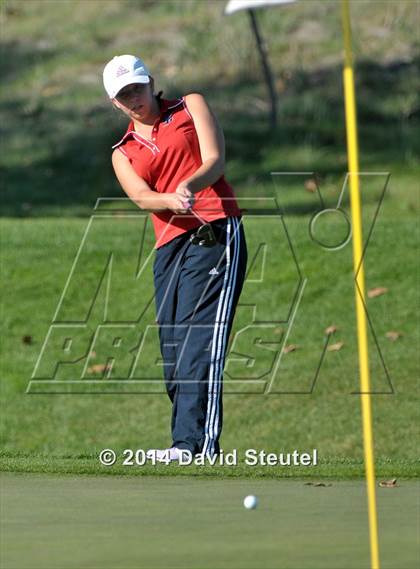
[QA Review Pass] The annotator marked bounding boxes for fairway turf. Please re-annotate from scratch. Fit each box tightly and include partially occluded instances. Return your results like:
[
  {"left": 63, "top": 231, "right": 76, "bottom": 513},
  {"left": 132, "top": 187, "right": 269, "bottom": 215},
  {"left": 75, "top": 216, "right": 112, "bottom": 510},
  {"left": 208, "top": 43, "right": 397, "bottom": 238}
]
[
  {"left": 1, "top": 473, "right": 419, "bottom": 569},
  {"left": 1, "top": 212, "right": 418, "bottom": 476}
]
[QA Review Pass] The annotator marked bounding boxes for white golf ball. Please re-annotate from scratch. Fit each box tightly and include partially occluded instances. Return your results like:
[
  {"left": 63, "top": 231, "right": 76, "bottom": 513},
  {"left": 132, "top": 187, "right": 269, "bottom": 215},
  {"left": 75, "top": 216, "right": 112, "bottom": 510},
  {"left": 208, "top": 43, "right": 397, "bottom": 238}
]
[{"left": 243, "top": 495, "right": 258, "bottom": 510}]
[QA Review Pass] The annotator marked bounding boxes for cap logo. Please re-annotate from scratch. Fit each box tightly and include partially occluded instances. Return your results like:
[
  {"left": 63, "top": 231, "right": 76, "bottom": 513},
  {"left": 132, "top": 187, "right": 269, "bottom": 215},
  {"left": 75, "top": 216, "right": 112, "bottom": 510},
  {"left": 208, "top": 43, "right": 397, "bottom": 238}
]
[{"left": 116, "top": 65, "right": 130, "bottom": 77}]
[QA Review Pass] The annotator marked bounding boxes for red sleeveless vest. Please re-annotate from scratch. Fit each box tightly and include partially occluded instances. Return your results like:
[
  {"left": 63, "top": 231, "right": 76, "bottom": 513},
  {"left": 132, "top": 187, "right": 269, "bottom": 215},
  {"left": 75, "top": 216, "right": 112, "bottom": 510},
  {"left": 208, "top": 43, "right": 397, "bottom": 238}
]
[{"left": 112, "top": 96, "right": 242, "bottom": 248}]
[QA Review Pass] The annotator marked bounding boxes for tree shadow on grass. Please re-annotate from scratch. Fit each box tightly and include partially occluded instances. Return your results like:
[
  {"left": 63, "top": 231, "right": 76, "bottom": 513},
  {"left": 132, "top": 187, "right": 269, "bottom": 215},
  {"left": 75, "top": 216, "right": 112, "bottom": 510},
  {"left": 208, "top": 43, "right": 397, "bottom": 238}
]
[
  {"left": 1, "top": 56, "right": 418, "bottom": 217},
  {"left": 0, "top": 37, "right": 57, "bottom": 84}
]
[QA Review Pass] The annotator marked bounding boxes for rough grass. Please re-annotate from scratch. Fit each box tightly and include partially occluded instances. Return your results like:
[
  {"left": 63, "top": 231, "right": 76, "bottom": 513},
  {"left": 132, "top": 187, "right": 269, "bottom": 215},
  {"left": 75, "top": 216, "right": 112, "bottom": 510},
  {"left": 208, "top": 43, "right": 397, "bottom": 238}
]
[{"left": 1, "top": 0, "right": 419, "bottom": 215}]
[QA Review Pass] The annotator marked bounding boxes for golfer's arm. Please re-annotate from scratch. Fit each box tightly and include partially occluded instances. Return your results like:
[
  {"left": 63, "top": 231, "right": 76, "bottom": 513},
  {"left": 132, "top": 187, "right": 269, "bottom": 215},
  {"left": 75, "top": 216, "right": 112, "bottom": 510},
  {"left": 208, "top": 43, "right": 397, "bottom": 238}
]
[
  {"left": 182, "top": 93, "right": 226, "bottom": 194},
  {"left": 111, "top": 149, "right": 168, "bottom": 212}
]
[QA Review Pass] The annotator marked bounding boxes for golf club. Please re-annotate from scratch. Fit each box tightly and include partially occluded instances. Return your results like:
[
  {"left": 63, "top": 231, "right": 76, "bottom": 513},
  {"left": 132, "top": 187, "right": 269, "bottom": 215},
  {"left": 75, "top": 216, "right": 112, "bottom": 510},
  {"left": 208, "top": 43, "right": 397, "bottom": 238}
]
[{"left": 182, "top": 201, "right": 217, "bottom": 247}]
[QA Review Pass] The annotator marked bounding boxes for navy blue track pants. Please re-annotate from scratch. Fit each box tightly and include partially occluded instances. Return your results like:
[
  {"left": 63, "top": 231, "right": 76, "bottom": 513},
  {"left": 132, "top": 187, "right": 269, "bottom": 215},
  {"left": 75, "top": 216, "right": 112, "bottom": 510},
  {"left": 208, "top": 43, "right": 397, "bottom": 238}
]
[{"left": 153, "top": 215, "right": 247, "bottom": 456}]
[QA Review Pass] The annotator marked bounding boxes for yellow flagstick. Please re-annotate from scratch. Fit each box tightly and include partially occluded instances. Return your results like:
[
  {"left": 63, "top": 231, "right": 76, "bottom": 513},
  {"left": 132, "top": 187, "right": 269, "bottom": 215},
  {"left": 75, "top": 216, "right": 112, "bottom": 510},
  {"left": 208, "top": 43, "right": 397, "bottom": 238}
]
[{"left": 341, "top": 1, "right": 380, "bottom": 568}]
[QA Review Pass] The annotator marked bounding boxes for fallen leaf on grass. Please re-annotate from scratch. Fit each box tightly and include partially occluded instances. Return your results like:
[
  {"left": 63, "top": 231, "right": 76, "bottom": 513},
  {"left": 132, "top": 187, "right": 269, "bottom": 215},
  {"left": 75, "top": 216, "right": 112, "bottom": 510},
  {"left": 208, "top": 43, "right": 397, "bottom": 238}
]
[
  {"left": 304, "top": 482, "right": 332, "bottom": 487},
  {"left": 304, "top": 178, "right": 318, "bottom": 193},
  {"left": 22, "top": 335, "right": 33, "bottom": 345},
  {"left": 385, "top": 331, "right": 403, "bottom": 341},
  {"left": 379, "top": 478, "right": 398, "bottom": 488},
  {"left": 87, "top": 363, "right": 112, "bottom": 375},
  {"left": 283, "top": 344, "right": 298, "bottom": 354},
  {"left": 325, "top": 325, "right": 338, "bottom": 336},
  {"left": 368, "top": 287, "right": 388, "bottom": 298},
  {"left": 327, "top": 341, "right": 344, "bottom": 352}
]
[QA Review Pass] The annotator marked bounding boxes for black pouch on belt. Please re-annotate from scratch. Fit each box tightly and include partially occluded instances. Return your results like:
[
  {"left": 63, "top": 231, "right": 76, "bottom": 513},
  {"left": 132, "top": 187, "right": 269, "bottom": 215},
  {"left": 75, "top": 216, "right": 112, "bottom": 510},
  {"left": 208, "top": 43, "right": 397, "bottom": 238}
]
[{"left": 189, "top": 223, "right": 217, "bottom": 247}]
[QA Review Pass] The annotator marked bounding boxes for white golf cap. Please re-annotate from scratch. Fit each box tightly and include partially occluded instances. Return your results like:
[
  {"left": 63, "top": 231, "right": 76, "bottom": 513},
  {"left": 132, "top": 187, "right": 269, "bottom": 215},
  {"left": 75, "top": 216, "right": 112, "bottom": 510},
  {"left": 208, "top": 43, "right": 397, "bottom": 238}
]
[{"left": 103, "top": 54, "right": 150, "bottom": 99}]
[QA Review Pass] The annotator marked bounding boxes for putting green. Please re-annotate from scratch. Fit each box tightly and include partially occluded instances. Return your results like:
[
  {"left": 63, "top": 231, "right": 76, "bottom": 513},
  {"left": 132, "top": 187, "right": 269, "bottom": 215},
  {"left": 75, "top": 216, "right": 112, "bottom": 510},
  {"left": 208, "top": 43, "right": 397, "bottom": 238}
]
[{"left": 1, "top": 474, "right": 418, "bottom": 569}]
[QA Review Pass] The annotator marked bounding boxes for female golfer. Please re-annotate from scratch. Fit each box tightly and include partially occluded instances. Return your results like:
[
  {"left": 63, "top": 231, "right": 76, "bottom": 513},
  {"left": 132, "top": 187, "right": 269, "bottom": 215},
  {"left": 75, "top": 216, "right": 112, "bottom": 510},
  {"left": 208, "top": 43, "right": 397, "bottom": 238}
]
[{"left": 103, "top": 54, "right": 247, "bottom": 461}]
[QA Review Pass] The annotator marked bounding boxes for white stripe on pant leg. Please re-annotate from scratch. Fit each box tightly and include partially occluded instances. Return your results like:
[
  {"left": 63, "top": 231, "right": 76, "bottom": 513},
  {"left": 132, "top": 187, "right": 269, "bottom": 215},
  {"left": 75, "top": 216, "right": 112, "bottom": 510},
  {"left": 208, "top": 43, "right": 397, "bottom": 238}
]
[
  {"left": 209, "top": 217, "right": 241, "bottom": 456},
  {"left": 202, "top": 218, "right": 232, "bottom": 456},
  {"left": 207, "top": 217, "right": 240, "bottom": 456},
  {"left": 204, "top": 217, "right": 241, "bottom": 456},
  {"left": 210, "top": 217, "right": 240, "bottom": 455}
]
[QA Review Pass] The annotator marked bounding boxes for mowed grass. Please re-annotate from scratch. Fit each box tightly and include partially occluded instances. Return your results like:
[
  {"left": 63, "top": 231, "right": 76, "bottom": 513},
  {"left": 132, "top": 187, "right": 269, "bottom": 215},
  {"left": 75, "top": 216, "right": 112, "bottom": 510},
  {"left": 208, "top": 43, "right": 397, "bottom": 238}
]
[
  {"left": 1, "top": 203, "right": 418, "bottom": 477},
  {"left": 1, "top": 473, "right": 419, "bottom": 569}
]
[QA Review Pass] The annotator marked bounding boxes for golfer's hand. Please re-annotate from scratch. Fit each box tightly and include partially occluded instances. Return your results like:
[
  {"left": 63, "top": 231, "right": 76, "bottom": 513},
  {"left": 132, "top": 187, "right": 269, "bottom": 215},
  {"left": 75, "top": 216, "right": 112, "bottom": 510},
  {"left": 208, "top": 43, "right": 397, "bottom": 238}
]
[
  {"left": 175, "top": 182, "right": 195, "bottom": 209},
  {"left": 163, "top": 193, "right": 191, "bottom": 214}
]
